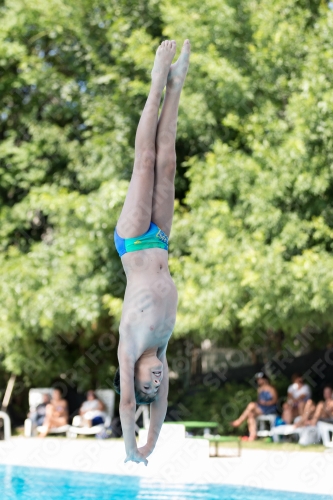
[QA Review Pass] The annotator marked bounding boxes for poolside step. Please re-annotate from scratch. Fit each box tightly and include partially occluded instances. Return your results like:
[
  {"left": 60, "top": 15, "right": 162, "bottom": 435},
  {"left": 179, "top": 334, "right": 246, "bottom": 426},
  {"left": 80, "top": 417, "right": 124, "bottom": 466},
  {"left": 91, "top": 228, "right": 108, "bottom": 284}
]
[{"left": 138, "top": 424, "right": 210, "bottom": 461}]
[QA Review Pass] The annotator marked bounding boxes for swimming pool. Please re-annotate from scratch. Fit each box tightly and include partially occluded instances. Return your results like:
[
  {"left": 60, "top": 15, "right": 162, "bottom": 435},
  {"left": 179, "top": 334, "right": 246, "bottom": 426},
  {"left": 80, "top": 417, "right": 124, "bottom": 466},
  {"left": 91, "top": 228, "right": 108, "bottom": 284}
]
[{"left": 0, "top": 465, "right": 332, "bottom": 500}]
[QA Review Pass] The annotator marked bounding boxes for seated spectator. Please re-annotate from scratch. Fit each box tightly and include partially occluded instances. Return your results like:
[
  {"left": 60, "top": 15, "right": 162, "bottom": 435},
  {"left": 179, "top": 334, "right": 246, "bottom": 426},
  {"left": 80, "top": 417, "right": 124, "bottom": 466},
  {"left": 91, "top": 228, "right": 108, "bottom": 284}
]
[
  {"left": 28, "top": 393, "right": 51, "bottom": 427},
  {"left": 78, "top": 390, "right": 106, "bottom": 427},
  {"left": 231, "top": 372, "right": 278, "bottom": 440},
  {"left": 39, "top": 388, "right": 68, "bottom": 438},
  {"left": 282, "top": 374, "right": 311, "bottom": 424},
  {"left": 295, "top": 385, "right": 333, "bottom": 427}
]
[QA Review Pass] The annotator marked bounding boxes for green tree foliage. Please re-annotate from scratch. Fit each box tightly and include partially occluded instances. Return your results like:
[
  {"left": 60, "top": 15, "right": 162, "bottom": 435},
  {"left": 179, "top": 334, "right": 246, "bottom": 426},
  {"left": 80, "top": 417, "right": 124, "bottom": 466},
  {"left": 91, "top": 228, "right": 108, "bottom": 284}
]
[
  {"left": 169, "top": 0, "right": 333, "bottom": 350},
  {"left": 0, "top": 0, "right": 332, "bottom": 387}
]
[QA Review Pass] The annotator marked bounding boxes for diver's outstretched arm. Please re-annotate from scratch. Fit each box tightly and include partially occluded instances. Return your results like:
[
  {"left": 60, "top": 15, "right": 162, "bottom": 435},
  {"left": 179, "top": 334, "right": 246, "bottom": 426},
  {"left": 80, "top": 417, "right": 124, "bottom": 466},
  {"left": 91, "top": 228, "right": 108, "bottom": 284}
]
[
  {"left": 138, "top": 355, "right": 169, "bottom": 458},
  {"left": 118, "top": 345, "right": 142, "bottom": 462}
]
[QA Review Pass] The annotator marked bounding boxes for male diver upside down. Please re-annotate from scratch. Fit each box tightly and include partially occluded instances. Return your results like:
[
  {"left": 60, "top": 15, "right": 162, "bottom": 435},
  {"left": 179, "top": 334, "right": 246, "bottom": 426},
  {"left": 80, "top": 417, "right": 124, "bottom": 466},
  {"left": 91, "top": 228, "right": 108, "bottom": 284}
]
[{"left": 114, "top": 39, "right": 191, "bottom": 465}]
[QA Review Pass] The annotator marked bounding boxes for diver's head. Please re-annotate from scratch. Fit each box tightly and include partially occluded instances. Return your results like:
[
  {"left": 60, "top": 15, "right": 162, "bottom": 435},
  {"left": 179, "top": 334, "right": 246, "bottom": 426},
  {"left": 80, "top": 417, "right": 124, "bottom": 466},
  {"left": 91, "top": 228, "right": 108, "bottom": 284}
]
[
  {"left": 134, "top": 352, "right": 163, "bottom": 403},
  {"left": 114, "top": 352, "right": 163, "bottom": 405}
]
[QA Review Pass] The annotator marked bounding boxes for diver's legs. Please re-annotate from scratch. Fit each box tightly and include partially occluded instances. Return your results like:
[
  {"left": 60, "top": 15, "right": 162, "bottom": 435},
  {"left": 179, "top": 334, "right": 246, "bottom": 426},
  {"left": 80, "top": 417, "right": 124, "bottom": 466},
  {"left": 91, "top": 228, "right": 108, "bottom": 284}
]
[
  {"left": 117, "top": 40, "right": 176, "bottom": 238},
  {"left": 151, "top": 40, "right": 190, "bottom": 236}
]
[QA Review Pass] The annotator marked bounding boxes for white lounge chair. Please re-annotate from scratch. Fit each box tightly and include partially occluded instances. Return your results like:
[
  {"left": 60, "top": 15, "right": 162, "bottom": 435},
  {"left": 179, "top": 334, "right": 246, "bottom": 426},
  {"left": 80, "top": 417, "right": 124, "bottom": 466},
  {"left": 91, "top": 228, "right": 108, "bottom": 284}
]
[
  {"left": 0, "top": 411, "right": 11, "bottom": 440},
  {"left": 67, "top": 389, "right": 115, "bottom": 438},
  {"left": 298, "top": 425, "right": 320, "bottom": 446},
  {"left": 24, "top": 388, "right": 70, "bottom": 437},
  {"left": 134, "top": 405, "right": 150, "bottom": 433},
  {"left": 256, "top": 414, "right": 278, "bottom": 437},
  {"left": 272, "top": 422, "right": 321, "bottom": 446},
  {"left": 317, "top": 421, "right": 333, "bottom": 448},
  {"left": 271, "top": 424, "right": 301, "bottom": 442}
]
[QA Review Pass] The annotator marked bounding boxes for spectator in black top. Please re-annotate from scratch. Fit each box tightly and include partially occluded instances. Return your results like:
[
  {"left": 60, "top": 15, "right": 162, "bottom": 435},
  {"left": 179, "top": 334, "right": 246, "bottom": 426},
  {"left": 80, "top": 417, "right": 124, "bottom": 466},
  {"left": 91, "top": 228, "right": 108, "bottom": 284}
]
[{"left": 29, "top": 393, "right": 51, "bottom": 427}]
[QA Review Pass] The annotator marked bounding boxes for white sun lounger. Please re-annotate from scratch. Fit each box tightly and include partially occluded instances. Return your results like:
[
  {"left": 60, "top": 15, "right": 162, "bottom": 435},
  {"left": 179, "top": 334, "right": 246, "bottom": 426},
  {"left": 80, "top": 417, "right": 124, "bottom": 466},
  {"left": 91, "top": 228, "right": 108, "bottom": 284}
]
[
  {"left": 256, "top": 414, "right": 278, "bottom": 437},
  {"left": 67, "top": 389, "right": 115, "bottom": 438},
  {"left": 271, "top": 423, "right": 321, "bottom": 446},
  {"left": 24, "top": 388, "right": 70, "bottom": 437},
  {"left": 317, "top": 421, "right": 333, "bottom": 448}
]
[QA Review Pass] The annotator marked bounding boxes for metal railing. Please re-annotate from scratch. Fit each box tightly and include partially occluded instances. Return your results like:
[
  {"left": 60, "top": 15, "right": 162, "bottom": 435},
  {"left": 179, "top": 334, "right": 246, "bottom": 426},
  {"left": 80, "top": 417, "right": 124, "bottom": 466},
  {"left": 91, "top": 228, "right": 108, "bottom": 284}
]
[{"left": 0, "top": 411, "right": 11, "bottom": 440}]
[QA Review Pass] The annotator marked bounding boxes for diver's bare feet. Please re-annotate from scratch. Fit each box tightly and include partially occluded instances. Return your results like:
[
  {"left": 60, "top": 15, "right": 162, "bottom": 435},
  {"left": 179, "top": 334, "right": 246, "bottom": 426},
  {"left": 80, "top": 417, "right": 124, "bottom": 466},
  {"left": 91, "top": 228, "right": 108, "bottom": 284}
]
[
  {"left": 151, "top": 40, "right": 176, "bottom": 90},
  {"left": 167, "top": 39, "right": 190, "bottom": 92}
]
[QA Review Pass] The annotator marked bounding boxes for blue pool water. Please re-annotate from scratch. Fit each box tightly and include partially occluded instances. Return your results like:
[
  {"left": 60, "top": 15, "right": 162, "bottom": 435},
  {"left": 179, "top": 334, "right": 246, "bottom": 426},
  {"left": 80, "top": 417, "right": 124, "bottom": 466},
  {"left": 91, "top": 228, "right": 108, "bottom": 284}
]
[{"left": 0, "top": 465, "right": 332, "bottom": 500}]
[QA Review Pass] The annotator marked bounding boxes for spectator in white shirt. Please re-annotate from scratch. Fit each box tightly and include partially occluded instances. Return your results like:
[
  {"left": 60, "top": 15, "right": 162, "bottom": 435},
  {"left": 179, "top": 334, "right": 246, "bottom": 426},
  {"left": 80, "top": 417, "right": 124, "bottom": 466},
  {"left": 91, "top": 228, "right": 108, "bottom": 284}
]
[
  {"left": 78, "top": 390, "right": 106, "bottom": 427},
  {"left": 282, "top": 374, "right": 311, "bottom": 424}
]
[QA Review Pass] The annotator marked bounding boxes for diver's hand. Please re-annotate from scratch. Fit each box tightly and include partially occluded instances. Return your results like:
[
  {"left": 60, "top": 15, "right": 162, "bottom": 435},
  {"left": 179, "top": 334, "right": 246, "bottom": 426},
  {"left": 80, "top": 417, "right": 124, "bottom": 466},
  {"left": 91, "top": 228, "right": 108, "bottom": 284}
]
[
  {"left": 124, "top": 448, "right": 148, "bottom": 466},
  {"left": 137, "top": 443, "right": 154, "bottom": 459}
]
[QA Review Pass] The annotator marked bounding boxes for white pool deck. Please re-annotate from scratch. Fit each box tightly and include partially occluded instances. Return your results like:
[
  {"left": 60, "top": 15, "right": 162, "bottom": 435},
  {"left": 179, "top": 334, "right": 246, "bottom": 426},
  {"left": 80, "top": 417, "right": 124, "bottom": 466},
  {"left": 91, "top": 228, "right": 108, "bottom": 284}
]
[{"left": 0, "top": 436, "right": 333, "bottom": 496}]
